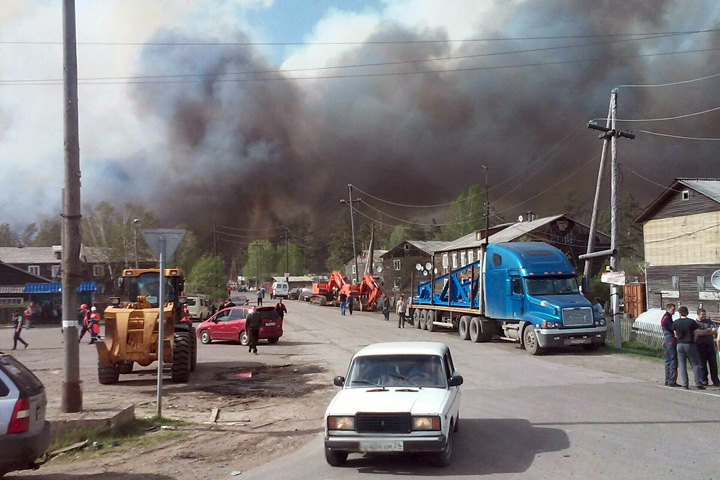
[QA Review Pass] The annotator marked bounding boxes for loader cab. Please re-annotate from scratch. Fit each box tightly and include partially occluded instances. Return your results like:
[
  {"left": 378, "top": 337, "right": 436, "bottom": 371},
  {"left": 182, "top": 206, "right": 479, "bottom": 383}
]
[{"left": 120, "top": 269, "right": 185, "bottom": 308}]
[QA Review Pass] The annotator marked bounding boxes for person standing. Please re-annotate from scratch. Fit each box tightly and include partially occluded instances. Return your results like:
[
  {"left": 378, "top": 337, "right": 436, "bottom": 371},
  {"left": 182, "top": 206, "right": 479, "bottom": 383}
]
[
  {"left": 673, "top": 306, "right": 705, "bottom": 390},
  {"left": 11, "top": 309, "right": 28, "bottom": 350},
  {"left": 245, "top": 309, "right": 261, "bottom": 354},
  {"left": 257, "top": 288, "right": 263, "bottom": 306},
  {"left": 338, "top": 291, "right": 347, "bottom": 316},
  {"left": 275, "top": 298, "right": 287, "bottom": 320},
  {"left": 695, "top": 308, "right": 720, "bottom": 387},
  {"left": 77, "top": 304, "right": 90, "bottom": 343},
  {"left": 660, "top": 303, "right": 678, "bottom": 387},
  {"left": 347, "top": 294, "right": 354, "bottom": 315},
  {"left": 209, "top": 302, "right": 217, "bottom": 317},
  {"left": 24, "top": 302, "right": 34, "bottom": 329},
  {"left": 381, "top": 293, "right": 390, "bottom": 321},
  {"left": 396, "top": 295, "right": 407, "bottom": 328},
  {"left": 88, "top": 306, "right": 101, "bottom": 344}
]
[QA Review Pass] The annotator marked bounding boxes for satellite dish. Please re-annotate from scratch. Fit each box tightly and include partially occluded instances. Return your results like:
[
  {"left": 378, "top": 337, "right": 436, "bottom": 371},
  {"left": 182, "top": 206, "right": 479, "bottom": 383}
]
[
  {"left": 518, "top": 215, "right": 524, "bottom": 222},
  {"left": 425, "top": 262, "right": 432, "bottom": 271},
  {"left": 423, "top": 270, "right": 429, "bottom": 276},
  {"left": 416, "top": 263, "right": 422, "bottom": 271},
  {"left": 711, "top": 270, "right": 720, "bottom": 290},
  {"left": 434, "top": 268, "right": 438, "bottom": 274},
  {"left": 376, "top": 266, "right": 383, "bottom": 273}
]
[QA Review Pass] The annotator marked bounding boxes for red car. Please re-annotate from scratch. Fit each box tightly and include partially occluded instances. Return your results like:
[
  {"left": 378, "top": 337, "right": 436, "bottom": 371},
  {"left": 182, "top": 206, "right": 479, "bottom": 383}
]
[{"left": 197, "top": 306, "right": 283, "bottom": 346}]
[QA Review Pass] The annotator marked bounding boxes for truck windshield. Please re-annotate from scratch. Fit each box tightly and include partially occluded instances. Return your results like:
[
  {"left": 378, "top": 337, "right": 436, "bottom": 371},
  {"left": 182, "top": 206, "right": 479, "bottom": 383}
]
[
  {"left": 346, "top": 355, "right": 445, "bottom": 389},
  {"left": 127, "top": 272, "right": 177, "bottom": 305},
  {"left": 524, "top": 277, "right": 579, "bottom": 296}
]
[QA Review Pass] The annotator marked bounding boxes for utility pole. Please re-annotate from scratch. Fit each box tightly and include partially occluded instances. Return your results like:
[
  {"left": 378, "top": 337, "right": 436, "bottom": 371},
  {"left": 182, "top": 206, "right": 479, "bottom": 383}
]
[
  {"left": 340, "top": 186, "right": 361, "bottom": 283},
  {"left": 213, "top": 222, "right": 217, "bottom": 256},
  {"left": 133, "top": 218, "right": 140, "bottom": 269},
  {"left": 61, "top": 0, "right": 82, "bottom": 413},
  {"left": 255, "top": 242, "right": 259, "bottom": 289},
  {"left": 482, "top": 165, "right": 489, "bottom": 245},
  {"left": 284, "top": 227, "right": 289, "bottom": 280},
  {"left": 581, "top": 88, "right": 635, "bottom": 349}
]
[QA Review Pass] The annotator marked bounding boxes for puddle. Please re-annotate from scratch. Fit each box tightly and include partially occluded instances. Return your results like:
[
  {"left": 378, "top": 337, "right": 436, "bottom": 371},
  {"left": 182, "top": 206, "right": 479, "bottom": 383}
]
[{"left": 200, "top": 365, "right": 327, "bottom": 398}]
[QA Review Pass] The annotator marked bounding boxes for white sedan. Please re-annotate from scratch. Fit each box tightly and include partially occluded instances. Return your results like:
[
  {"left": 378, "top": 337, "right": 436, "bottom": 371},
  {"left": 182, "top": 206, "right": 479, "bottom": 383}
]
[{"left": 324, "top": 342, "right": 462, "bottom": 467}]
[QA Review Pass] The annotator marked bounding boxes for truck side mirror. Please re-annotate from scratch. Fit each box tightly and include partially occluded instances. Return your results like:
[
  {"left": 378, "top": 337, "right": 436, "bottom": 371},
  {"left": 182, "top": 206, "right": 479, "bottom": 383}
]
[{"left": 581, "top": 276, "right": 588, "bottom": 294}]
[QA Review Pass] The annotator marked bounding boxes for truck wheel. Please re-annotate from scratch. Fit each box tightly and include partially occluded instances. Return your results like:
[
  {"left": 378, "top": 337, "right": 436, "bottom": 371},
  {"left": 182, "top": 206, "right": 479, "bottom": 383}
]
[
  {"left": 426, "top": 310, "right": 436, "bottom": 332},
  {"left": 268, "top": 336, "right": 280, "bottom": 344},
  {"left": 479, "top": 318, "right": 495, "bottom": 342},
  {"left": 325, "top": 448, "right": 348, "bottom": 466},
  {"left": 431, "top": 423, "right": 454, "bottom": 467},
  {"left": 239, "top": 330, "right": 250, "bottom": 346},
  {"left": 413, "top": 310, "right": 421, "bottom": 329},
  {"left": 98, "top": 360, "right": 120, "bottom": 385},
  {"left": 419, "top": 310, "right": 427, "bottom": 330},
  {"left": 523, "top": 325, "right": 544, "bottom": 355},
  {"left": 458, "top": 316, "right": 470, "bottom": 340},
  {"left": 118, "top": 361, "right": 134, "bottom": 374},
  {"left": 469, "top": 317, "right": 481, "bottom": 342},
  {"left": 583, "top": 343, "right": 601, "bottom": 352},
  {"left": 171, "top": 331, "right": 192, "bottom": 383},
  {"left": 190, "top": 334, "right": 197, "bottom": 372},
  {"left": 200, "top": 330, "right": 212, "bottom": 344}
]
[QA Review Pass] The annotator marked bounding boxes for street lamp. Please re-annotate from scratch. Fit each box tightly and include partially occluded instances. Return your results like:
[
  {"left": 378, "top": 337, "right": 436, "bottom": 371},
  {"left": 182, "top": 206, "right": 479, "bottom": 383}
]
[{"left": 133, "top": 218, "right": 140, "bottom": 269}]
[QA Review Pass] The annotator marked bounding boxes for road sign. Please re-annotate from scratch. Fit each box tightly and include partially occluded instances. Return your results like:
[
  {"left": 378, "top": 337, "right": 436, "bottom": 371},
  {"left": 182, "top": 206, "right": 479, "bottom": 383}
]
[
  {"left": 601, "top": 271, "right": 626, "bottom": 286},
  {"left": 141, "top": 229, "right": 186, "bottom": 260}
]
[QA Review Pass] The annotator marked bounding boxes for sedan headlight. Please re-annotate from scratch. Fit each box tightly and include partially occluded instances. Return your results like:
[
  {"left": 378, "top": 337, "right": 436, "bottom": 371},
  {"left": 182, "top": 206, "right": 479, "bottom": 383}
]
[
  {"left": 412, "top": 416, "right": 441, "bottom": 431},
  {"left": 327, "top": 416, "right": 355, "bottom": 430}
]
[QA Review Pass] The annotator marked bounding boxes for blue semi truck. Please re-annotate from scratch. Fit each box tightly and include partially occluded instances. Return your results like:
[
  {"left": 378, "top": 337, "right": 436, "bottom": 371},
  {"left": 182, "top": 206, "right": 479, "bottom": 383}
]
[{"left": 410, "top": 241, "right": 607, "bottom": 354}]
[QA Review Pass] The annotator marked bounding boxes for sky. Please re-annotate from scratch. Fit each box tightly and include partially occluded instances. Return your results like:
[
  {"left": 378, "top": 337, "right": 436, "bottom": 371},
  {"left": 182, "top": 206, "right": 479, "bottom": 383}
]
[{"left": 1, "top": 0, "right": 720, "bottom": 242}]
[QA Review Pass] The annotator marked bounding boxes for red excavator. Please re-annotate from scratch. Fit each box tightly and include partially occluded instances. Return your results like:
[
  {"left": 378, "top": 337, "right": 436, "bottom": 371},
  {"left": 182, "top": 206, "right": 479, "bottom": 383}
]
[
  {"left": 357, "top": 273, "right": 382, "bottom": 311},
  {"left": 310, "top": 270, "right": 349, "bottom": 306},
  {"left": 310, "top": 270, "right": 382, "bottom": 311}
]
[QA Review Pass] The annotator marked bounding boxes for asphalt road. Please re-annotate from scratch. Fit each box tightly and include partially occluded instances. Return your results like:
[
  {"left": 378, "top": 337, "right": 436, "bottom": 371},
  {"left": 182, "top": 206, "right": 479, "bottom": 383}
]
[{"left": 239, "top": 299, "right": 720, "bottom": 480}]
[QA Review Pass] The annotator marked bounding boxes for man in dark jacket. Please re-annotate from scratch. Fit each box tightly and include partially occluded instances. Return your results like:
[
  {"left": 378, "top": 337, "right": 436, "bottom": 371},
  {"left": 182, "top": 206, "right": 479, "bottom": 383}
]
[
  {"left": 275, "top": 298, "right": 287, "bottom": 320},
  {"left": 673, "top": 306, "right": 706, "bottom": 390},
  {"left": 695, "top": 308, "right": 720, "bottom": 386},
  {"left": 246, "top": 310, "right": 261, "bottom": 354},
  {"left": 660, "top": 303, "right": 678, "bottom": 387}
]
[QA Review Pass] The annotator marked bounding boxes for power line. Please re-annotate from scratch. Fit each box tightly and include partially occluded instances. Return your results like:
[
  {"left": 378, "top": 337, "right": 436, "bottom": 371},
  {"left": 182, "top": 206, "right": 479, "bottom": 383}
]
[
  {"left": 617, "top": 71, "right": 720, "bottom": 89},
  {"left": 636, "top": 129, "right": 720, "bottom": 141},
  {"left": 621, "top": 164, "right": 685, "bottom": 192},
  {"left": 0, "top": 32, "right": 685, "bottom": 85},
  {"left": 216, "top": 223, "right": 286, "bottom": 232},
  {"left": 3, "top": 46, "right": 720, "bottom": 87},
  {"left": 595, "top": 104, "right": 720, "bottom": 123},
  {"left": 2, "top": 28, "right": 717, "bottom": 46}
]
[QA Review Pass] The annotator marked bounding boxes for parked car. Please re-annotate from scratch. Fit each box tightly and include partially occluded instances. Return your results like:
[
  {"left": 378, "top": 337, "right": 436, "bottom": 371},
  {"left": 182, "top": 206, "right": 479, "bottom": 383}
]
[
  {"left": 270, "top": 281, "right": 289, "bottom": 299},
  {"left": 288, "top": 288, "right": 301, "bottom": 300},
  {"left": 186, "top": 295, "right": 210, "bottom": 321},
  {"left": 0, "top": 352, "right": 50, "bottom": 477},
  {"left": 324, "top": 342, "right": 462, "bottom": 467},
  {"left": 299, "top": 286, "right": 313, "bottom": 302},
  {"left": 197, "top": 306, "right": 283, "bottom": 346},
  {"left": 230, "top": 294, "right": 250, "bottom": 306}
]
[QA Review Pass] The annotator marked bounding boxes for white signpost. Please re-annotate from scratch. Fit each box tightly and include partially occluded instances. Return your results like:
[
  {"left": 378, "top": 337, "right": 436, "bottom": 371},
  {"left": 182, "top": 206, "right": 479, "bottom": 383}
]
[
  {"left": 140, "top": 229, "right": 185, "bottom": 417},
  {"left": 601, "top": 271, "right": 626, "bottom": 286}
]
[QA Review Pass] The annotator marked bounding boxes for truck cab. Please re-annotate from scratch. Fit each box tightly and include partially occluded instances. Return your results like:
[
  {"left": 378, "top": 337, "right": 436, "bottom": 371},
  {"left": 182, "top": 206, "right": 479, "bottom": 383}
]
[{"left": 485, "top": 243, "right": 606, "bottom": 353}]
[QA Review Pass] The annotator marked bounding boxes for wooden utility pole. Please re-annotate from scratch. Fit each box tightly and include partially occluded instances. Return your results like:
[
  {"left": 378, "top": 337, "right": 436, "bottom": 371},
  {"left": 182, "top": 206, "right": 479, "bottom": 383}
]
[
  {"left": 348, "top": 185, "right": 359, "bottom": 283},
  {"left": 284, "top": 227, "right": 289, "bottom": 280},
  {"left": 61, "top": 0, "right": 82, "bottom": 413}
]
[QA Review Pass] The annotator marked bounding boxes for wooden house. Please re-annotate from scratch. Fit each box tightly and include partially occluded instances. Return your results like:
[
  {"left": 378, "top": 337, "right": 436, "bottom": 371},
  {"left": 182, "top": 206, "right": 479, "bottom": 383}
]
[{"left": 635, "top": 178, "right": 720, "bottom": 314}]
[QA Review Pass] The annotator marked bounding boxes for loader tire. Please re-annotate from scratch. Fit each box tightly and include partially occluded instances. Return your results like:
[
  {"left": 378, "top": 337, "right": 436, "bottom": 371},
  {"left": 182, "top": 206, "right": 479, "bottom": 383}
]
[
  {"left": 171, "top": 331, "right": 192, "bottom": 383},
  {"left": 98, "top": 360, "right": 120, "bottom": 385},
  {"left": 118, "top": 361, "right": 134, "bottom": 375},
  {"left": 190, "top": 333, "right": 197, "bottom": 372}
]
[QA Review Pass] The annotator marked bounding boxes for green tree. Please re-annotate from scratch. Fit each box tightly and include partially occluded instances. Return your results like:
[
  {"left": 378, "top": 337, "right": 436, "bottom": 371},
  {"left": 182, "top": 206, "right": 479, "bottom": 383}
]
[
  {"left": 562, "top": 189, "right": 590, "bottom": 221},
  {"left": 0, "top": 223, "right": 19, "bottom": 247},
  {"left": 35, "top": 218, "right": 61, "bottom": 246},
  {"left": 597, "top": 193, "right": 644, "bottom": 277},
  {"left": 326, "top": 212, "right": 354, "bottom": 271},
  {"left": 385, "top": 223, "right": 429, "bottom": 248},
  {"left": 20, "top": 223, "right": 37, "bottom": 246},
  {"left": 439, "top": 184, "right": 501, "bottom": 240},
  {"left": 243, "top": 240, "right": 275, "bottom": 285},
  {"left": 173, "top": 227, "right": 203, "bottom": 275},
  {"left": 186, "top": 254, "right": 226, "bottom": 300}
]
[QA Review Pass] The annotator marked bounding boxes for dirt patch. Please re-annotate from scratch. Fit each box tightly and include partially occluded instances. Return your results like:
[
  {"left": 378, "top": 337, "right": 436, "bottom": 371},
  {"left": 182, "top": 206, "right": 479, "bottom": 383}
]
[{"left": 202, "top": 364, "right": 326, "bottom": 397}]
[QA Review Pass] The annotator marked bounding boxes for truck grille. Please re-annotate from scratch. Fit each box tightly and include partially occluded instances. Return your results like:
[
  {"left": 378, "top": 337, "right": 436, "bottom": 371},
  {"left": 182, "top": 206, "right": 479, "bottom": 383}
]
[
  {"left": 562, "top": 307, "right": 593, "bottom": 327},
  {"left": 356, "top": 413, "right": 411, "bottom": 434}
]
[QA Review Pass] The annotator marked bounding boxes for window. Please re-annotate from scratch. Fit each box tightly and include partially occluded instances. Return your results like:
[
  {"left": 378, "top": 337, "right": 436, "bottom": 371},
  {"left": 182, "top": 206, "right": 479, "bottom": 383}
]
[
  {"left": 93, "top": 264, "right": 104, "bottom": 277},
  {"left": 681, "top": 190, "right": 690, "bottom": 200},
  {"left": 512, "top": 277, "right": 524, "bottom": 295},
  {"left": 394, "top": 259, "right": 401, "bottom": 271},
  {"left": 492, "top": 254, "right": 502, "bottom": 267},
  {"left": 460, "top": 252, "right": 466, "bottom": 267},
  {"left": 672, "top": 275, "right": 679, "bottom": 290},
  {"left": 0, "top": 298, "right": 23, "bottom": 305},
  {"left": 51, "top": 265, "right": 60, "bottom": 279},
  {"left": 352, "top": 264, "right": 356, "bottom": 274},
  {"left": 229, "top": 309, "right": 247, "bottom": 320},
  {"left": 394, "top": 277, "right": 401, "bottom": 288},
  {"left": 442, "top": 254, "right": 449, "bottom": 269},
  {"left": 28, "top": 265, "right": 40, "bottom": 276},
  {"left": 452, "top": 253, "right": 458, "bottom": 269},
  {"left": 468, "top": 250, "right": 474, "bottom": 264},
  {"left": 697, "top": 276, "right": 705, "bottom": 291}
]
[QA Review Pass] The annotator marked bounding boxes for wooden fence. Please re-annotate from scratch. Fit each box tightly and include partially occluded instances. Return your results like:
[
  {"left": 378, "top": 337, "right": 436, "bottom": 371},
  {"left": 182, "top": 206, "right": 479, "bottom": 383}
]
[{"left": 605, "top": 314, "right": 663, "bottom": 350}]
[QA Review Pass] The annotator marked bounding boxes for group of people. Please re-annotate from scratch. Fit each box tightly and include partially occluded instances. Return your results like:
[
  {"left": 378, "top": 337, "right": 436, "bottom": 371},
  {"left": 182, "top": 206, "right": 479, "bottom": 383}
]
[
  {"left": 340, "top": 293, "right": 408, "bottom": 328},
  {"left": 661, "top": 303, "right": 719, "bottom": 390},
  {"left": 78, "top": 304, "right": 102, "bottom": 344},
  {"left": 338, "top": 292, "right": 355, "bottom": 315}
]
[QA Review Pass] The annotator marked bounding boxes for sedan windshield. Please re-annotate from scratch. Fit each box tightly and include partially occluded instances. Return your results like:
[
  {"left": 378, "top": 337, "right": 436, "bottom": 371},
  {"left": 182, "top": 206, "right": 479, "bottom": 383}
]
[
  {"left": 524, "top": 277, "right": 579, "bottom": 296},
  {"left": 347, "top": 355, "right": 445, "bottom": 389}
]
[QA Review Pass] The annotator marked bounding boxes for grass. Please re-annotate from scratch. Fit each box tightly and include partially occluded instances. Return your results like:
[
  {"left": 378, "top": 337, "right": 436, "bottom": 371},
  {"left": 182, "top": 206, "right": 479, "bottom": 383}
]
[
  {"left": 49, "top": 415, "right": 186, "bottom": 454},
  {"left": 605, "top": 340, "right": 664, "bottom": 361}
]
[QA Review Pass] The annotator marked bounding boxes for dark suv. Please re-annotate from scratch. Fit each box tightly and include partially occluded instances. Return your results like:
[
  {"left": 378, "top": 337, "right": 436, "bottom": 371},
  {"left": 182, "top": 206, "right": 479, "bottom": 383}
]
[{"left": 0, "top": 353, "right": 50, "bottom": 477}]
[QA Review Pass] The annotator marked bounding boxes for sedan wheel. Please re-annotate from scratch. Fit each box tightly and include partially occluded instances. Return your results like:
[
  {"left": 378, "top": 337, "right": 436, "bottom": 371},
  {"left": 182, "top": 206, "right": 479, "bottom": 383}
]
[
  {"left": 200, "top": 330, "right": 212, "bottom": 344},
  {"left": 240, "top": 330, "right": 250, "bottom": 346},
  {"left": 431, "top": 424, "right": 454, "bottom": 467}
]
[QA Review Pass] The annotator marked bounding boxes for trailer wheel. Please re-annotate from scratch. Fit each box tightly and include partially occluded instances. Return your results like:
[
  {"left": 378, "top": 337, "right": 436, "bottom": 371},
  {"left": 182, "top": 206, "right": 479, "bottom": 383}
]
[
  {"left": 419, "top": 310, "right": 427, "bottom": 330},
  {"left": 414, "top": 310, "right": 422, "bottom": 329},
  {"left": 458, "top": 316, "right": 471, "bottom": 340},
  {"left": 523, "top": 325, "right": 544, "bottom": 355},
  {"left": 426, "top": 310, "right": 436, "bottom": 332},
  {"left": 469, "top": 317, "right": 481, "bottom": 342}
]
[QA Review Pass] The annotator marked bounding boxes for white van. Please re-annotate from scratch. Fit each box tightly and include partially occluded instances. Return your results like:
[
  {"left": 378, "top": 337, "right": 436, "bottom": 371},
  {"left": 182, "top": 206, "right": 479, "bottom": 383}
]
[
  {"left": 186, "top": 295, "right": 210, "bottom": 321},
  {"left": 271, "top": 281, "right": 289, "bottom": 299}
]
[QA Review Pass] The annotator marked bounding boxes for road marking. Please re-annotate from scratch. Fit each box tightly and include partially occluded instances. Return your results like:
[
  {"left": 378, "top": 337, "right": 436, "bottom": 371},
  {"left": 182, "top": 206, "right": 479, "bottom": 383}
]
[{"left": 653, "top": 383, "right": 720, "bottom": 397}]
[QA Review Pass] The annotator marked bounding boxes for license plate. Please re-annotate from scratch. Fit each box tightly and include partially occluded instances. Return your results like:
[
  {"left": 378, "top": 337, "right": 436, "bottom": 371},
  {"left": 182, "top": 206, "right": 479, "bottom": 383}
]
[
  {"left": 265, "top": 322, "right": 275, "bottom": 326},
  {"left": 568, "top": 338, "right": 590, "bottom": 345},
  {"left": 359, "top": 441, "right": 403, "bottom": 452}
]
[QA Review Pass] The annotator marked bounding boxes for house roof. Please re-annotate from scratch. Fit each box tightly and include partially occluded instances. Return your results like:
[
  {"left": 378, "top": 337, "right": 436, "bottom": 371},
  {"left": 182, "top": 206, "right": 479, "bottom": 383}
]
[
  {"left": 0, "top": 247, "right": 60, "bottom": 264},
  {"left": 24, "top": 281, "right": 98, "bottom": 293},
  {"left": 380, "top": 240, "right": 453, "bottom": 259},
  {"left": 635, "top": 178, "right": 720, "bottom": 223},
  {"left": 344, "top": 249, "right": 388, "bottom": 265}
]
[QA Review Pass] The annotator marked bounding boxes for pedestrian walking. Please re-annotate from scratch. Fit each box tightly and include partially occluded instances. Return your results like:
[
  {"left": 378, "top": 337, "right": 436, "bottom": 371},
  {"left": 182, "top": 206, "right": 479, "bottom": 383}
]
[
  {"left": 339, "top": 292, "right": 347, "bottom": 315},
  {"left": 77, "top": 303, "right": 91, "bottom": 343},
  {"left": 88, "top": 306, "right": 101, "bottom": 344},
  {"left": 592, "top": 297, "right": 604, "bottom": 317},
  {"left": 24, "top": 302, "right": 35, "bottom": 329},
  {"left": 396, "top": 295, "right": 407, "bottom": 328},
  {"left": 347, "top": 294, "right": 354, "bottom": 315},
  {"left": 695, "top": 308, "right": 720, "bottom": 387},
  {"left": 11, "top": 309, "right": 28, "bottom": 350},
  {"left": 246, "top": 310, "right": 261, "bottom": 354},
  {"left": 275, "top": 298, "right": 287, "bottom": 320},
  {"left": 381, "top": 293, "right": 390, "bottom": 321},
  {"left": 673, "top": 306, "right": 706, "bottom": 390},
  {"left": 209, "top": 302, "right": 217, "bottom": 317},
  {"left": 257, "top": 288, "right": 263, "bottom": 306},
  {"left": 660, "top": 303, "right": 679, "bottom": 387}
]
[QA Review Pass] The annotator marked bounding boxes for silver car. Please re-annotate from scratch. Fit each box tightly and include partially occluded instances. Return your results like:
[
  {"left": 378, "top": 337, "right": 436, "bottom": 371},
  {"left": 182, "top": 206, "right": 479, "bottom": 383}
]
[{"left": 0, "top": 353, "right": 50, "bottom": 477}]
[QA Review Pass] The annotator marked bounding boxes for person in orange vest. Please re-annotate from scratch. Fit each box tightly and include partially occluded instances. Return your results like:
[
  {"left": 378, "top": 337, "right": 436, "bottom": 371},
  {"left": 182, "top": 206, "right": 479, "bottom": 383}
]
[
  {"left": 182, "top": 304, "right": 191, "bottom": 323},
  {"left": 88, "top": 306, "right": 101, "bottom": 344},
  {"left": 77, "top": 304, "right": 91, "bottom": 343}
]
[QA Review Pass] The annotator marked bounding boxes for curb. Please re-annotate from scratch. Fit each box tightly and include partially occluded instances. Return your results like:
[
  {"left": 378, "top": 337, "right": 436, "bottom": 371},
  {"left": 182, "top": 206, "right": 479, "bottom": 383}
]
[{"left": 49, "top": 404, "right": 135, "bottom": 438}]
